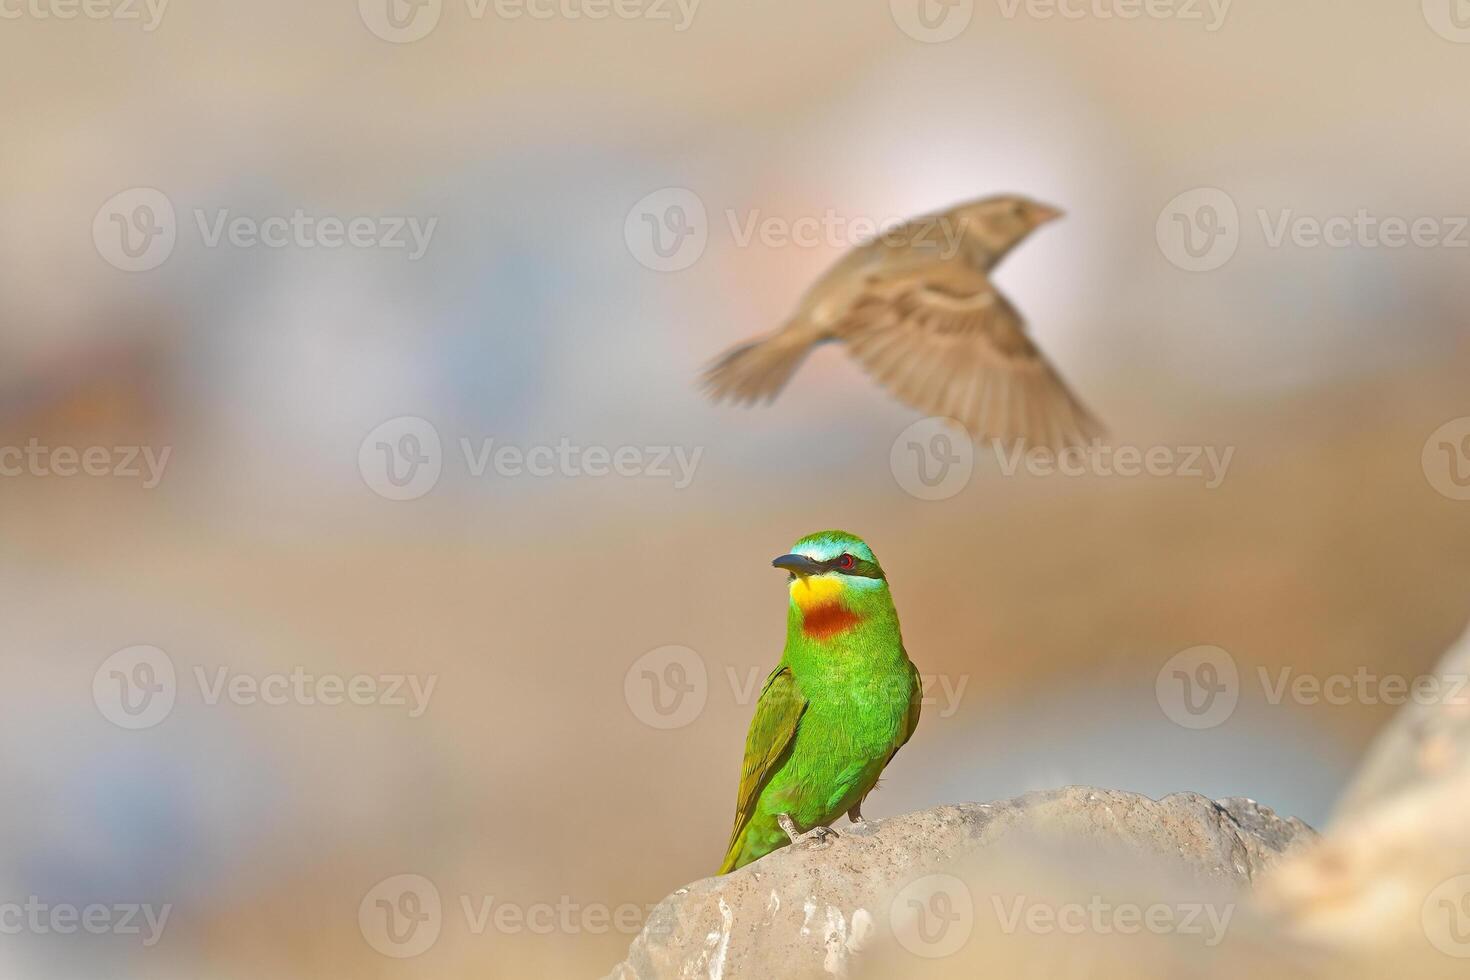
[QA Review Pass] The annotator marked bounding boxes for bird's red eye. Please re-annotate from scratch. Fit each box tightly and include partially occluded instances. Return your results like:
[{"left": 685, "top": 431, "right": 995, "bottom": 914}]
[{"left": 837, "top": 554, "right": 856, "bottom": 570}]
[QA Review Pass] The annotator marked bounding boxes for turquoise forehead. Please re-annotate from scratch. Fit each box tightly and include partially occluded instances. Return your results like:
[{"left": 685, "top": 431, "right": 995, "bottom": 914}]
[{"left": 790, "top": 530, "right": 875, "bottom": 562}]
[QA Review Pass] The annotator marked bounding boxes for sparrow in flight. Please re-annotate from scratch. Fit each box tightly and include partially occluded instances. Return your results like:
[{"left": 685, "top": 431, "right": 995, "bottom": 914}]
[{"left": 702, "top": 195, "right": 1102, "bottom": 450}]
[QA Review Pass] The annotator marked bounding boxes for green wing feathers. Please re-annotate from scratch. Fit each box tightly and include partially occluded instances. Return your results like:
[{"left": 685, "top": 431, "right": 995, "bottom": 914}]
[
  {"left": 896, "top": 656, "right": 922, "bottom": 759},
  {"left": 717, "top": 665, "right": 807, "bottom": 874}
]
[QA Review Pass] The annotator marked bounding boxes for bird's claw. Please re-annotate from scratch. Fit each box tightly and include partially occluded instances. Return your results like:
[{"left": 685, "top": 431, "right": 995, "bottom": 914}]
[
  {"left": 795, "top": 826, "right": 838, "bottom": 848},
  {"left": 777, "top": 813, "right": 837, "bottom": 849}
]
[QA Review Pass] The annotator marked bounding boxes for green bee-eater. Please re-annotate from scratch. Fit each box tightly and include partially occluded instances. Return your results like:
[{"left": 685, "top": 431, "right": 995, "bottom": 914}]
[{"left": 718, "top": 530, "right": 921, "bottom": 874}]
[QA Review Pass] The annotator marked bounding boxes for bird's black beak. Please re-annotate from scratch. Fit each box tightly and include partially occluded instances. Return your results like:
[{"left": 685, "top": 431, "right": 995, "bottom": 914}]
[{"left": 772, "top": 554, "right": 825, "bottom": 577}]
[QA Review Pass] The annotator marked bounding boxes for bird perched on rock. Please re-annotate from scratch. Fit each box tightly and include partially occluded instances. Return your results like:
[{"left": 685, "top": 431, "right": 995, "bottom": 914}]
[
  {"left": 718, "top": 531, "right": 921, "bottom": 874},
  {"left": 702, "top": 195, "right": 1101, "bottom": 450}
]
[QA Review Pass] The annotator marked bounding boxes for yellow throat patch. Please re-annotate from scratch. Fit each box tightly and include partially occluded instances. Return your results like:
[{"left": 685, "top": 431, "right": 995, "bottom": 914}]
[{"left": 789, "top": 575, "right": 845, "bottom": 610}]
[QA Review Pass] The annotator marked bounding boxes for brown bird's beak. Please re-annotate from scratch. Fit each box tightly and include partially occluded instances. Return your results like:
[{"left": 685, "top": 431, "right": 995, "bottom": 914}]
[
  {"left": 1029, "top": 202, "right": 1065, "bottom": 225},
  {"left": 772, "top": 554, "right": 825, "bottom": 577}
]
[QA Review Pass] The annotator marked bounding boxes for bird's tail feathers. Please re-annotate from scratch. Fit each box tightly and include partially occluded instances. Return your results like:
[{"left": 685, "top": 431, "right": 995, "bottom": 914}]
[
  {"left": 717, "top": 824, "right": 749, "bottom": 875},
  {"left": 701, "top": 327, "right": 814, "bottom": 406}
]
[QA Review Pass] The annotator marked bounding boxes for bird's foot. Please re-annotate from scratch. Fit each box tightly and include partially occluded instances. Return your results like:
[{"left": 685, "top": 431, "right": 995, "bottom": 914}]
[
  {"left": 777, "top": 813, "right": 837, "bottom": 849},
  {"left": 794, "top": 826, "right": 839, "bottom": 849}
]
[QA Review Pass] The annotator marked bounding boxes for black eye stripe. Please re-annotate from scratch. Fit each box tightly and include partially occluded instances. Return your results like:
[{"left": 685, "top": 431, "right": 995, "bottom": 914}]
[{"left": 818, "top": 555, "right": 885, "bottom": 580}]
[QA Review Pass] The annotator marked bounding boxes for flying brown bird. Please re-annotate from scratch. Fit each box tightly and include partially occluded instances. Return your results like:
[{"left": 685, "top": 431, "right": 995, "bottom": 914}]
[{"left": 702, "top": 195, "right": 1102, "bottom": 449}]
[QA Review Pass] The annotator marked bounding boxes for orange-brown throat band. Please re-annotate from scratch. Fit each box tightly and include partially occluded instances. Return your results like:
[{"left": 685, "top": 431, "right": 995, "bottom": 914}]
[{"left": 801, "top": 603, "right": 864, "bottom": 640}]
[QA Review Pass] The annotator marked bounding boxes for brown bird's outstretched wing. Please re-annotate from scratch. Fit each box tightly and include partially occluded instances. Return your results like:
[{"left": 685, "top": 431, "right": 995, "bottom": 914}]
[
  {"left": 835, "top": 260, "right": 1101, "bottom": 450},
  {"left": 717, "top": 664, "right": 807, "bottom": 874}
]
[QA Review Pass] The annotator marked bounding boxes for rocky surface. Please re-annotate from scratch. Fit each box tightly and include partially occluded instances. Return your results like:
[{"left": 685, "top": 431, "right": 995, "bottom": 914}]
[
  {"left": 1259, "top": 621, "right": 1470, "bottom": 957},
  {"left": 1333, "top": 623, "right": 1470, "bottom": 818},
  {"left": 604, "top": 787, "right": 1313, "bottom": 980},
  {"left": 605, "top": 624, "right": 1470, "bottom": 979}
]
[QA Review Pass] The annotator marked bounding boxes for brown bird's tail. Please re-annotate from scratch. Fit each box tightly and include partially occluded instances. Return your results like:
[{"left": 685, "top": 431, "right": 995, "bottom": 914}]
[{"left": 701, "top": 328, "right": 816, "bottom": 405}]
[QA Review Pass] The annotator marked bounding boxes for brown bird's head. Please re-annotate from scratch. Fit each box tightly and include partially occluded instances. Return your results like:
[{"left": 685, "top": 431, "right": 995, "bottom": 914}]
[{"left": 950, "top": 195, "right": 1064, "bottom": 263}]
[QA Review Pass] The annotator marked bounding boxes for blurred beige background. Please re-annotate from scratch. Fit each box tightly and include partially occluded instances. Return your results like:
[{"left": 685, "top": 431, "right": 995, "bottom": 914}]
[{"left": 2, "top": 1, "right": 1469, "bottom": 976}]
